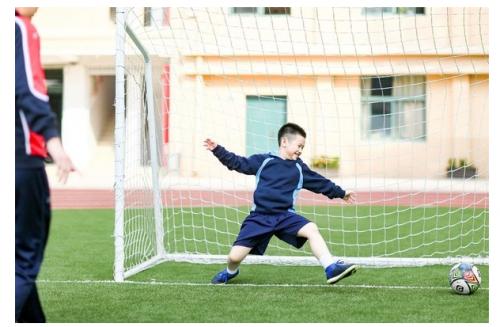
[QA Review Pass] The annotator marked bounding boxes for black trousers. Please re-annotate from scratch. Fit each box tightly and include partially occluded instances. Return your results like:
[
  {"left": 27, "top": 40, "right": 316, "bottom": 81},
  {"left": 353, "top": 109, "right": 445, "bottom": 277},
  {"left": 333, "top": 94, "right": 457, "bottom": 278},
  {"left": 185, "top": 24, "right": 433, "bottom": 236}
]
[{"left": 15, "top": 167, "right": 51, "bottom": 323}]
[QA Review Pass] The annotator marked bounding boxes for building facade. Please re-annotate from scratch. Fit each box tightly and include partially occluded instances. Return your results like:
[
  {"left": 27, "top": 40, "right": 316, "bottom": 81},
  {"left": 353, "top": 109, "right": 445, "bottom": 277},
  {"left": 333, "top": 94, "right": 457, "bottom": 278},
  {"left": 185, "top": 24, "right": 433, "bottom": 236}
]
[{"left": 34, "top": 7, "right": 489, "bottom": 186}]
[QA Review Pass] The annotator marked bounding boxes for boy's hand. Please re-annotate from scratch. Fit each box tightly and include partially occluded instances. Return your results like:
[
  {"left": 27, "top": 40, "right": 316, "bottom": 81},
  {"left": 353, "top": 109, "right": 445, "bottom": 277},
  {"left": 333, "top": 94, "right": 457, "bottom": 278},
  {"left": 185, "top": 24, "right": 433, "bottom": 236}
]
[
  {"left": 342, "top": 190, "right": 356, "bottom": 204},
  {"left": 204, "top": 138, "right": 218, "bottom": 151},
  {"left": 46, "top": 137, "right": 77, "bottom": 184}
]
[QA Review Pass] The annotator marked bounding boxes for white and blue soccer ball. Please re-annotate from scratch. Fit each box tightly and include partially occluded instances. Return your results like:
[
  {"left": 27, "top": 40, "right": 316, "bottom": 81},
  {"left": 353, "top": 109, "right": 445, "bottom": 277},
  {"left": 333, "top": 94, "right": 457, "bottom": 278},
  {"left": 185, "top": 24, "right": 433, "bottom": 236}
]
[{"left": 448, "top": 262, "right": 481, "bottom": 295}]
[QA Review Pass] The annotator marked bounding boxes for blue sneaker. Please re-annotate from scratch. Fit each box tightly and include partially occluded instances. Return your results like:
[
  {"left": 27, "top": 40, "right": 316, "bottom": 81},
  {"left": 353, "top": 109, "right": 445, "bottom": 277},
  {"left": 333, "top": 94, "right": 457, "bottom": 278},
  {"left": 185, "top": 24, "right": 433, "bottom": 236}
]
[
  {"left": 325, "top": 260, "right": 358, "bottom": 284},
  {"left": 211, "top": 268, "right": 239, "bottom": 284}
]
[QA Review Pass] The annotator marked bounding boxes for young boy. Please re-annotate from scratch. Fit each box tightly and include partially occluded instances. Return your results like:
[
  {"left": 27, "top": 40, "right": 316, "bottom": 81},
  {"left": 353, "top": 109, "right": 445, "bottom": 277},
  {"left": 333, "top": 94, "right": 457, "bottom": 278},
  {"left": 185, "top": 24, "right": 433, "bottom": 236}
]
[{"left": 204, "top": 122, "right": 357, "bottom": 285}]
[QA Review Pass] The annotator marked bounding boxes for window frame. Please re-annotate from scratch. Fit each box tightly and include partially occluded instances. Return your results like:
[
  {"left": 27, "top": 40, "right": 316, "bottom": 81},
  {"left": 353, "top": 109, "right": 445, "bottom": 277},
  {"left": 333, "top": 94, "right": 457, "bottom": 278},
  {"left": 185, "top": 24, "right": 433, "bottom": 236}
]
[
  {"left": 361, "top": 75, "right": 427, "bottom": 142},
  {"left": 230, "top": 7, "right": 291, "bottom": 15},
  {"left": 362, "top": 7, "right": 425, "bottom": 16},
  {"left": 144, "top": 7, "right": 170, "bottom": 27}
]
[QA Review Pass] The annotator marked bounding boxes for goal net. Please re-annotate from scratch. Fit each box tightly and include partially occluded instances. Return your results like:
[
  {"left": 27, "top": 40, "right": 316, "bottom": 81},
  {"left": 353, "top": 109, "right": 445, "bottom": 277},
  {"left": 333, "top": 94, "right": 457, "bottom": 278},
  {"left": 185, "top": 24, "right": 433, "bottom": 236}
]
[{"left": 114, "top": 7, "right": 489, "bottom": 281}]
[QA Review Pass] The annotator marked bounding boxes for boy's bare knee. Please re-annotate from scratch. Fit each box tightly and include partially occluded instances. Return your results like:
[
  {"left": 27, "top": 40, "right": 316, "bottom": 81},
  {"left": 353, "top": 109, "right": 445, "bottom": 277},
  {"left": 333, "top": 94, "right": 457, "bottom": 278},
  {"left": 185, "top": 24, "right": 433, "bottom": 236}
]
[
  {"left": 228, "top": 253, "right": 242, "bottom": 265},
  {"left": 228, "top": 251, "right": 248, "bottom": 265},
  {"left": 227, "top": 245, "right": 251, "bottom": 264},
  {"left": 298, "top": 222, "right": 320, "bottom": 238},
  {"left": 309, "top": 222, "right": 319, "bottom": 232}
]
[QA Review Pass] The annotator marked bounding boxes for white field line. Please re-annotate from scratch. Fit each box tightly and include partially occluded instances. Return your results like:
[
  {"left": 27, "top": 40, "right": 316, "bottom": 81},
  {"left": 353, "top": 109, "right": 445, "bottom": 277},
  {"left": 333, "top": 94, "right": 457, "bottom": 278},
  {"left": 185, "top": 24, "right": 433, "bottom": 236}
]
[{"left": 37, "top": 279, "right": 488, "bottom": 291}]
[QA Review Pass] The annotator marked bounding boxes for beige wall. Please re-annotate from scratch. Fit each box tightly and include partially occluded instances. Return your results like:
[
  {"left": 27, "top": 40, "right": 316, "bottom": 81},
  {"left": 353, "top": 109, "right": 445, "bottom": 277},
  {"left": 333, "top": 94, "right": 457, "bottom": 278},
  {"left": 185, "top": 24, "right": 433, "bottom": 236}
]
[
  {"left": 164, "top": 7, "right": 487, "bottom": 57},
  {"left": 345, "top": 75, "right": 489, "bottom": 178},
  {"left": 34, "top": 7, "right": 116, "bottom": 62},
  {"left": 169, "top": 68, "right": 488, "bottom": 179},
  {"left": 469, "top": 75, "right": 489, "bottom": 176},
  {"left": 32, "top": 7, "right": 489, "bottom": 180}
]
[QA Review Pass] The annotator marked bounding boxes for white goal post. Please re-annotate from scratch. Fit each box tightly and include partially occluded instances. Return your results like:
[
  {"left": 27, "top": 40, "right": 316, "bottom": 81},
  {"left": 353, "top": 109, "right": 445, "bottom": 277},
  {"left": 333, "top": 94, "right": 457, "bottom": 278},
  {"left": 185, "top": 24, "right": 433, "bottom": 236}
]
[{"left": 114, "top": 7, "right": 488, "bottom": 281}]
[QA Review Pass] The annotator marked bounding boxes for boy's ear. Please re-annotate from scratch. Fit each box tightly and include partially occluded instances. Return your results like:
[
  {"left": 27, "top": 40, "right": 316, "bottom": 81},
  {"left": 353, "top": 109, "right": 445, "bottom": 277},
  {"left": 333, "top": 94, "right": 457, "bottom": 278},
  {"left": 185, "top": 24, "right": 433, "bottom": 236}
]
[{"left": 279, "top": 136, "right": 286, "bottom": 147}]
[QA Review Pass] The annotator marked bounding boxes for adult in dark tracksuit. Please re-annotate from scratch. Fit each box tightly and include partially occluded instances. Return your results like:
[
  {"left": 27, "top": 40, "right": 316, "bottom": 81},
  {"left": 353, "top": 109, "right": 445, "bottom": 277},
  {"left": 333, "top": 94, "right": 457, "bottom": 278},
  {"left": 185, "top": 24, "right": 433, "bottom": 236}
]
[{"left": 15, "top": 7, "right": 76, "bottom": 322}]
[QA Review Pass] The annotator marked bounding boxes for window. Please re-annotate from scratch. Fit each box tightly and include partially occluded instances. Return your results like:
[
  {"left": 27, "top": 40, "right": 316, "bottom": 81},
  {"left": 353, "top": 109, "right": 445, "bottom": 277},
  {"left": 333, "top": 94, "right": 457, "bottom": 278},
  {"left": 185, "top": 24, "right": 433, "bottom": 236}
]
[
  {"left": 44, "top": 69, "right": 64, "bottom": 164},
  {"left": 232, "top": 7, "right": 259, "bottom": 14},
  {"left": 144, "top": 7, "right": 170, "bottom": 26},
  {"left": 140, "top": 75, "right": 164, "bottom": 165},
  {"left": 363, "top": 7, "right": 425, "bottom": 15},
  {"left": 45, "top": 69, "right": 64, "bottom": 137},
  {"left": 265, "top": 7, "right": 290, "bottom": 15},
  {"left": 231, "top": 7, "right": 291, "bottom": 15},
  {"left": 109, "top": 7, "right": 116, "bottom": 22},
  {"left": 361, "top": 76, "right": 426, "bottom": 141}
]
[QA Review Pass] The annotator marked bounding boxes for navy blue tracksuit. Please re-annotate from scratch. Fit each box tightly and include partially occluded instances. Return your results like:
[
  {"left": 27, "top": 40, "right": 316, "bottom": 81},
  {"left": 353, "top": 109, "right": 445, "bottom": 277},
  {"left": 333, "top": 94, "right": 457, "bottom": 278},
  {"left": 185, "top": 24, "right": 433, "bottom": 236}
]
[
  {"left": 212, "top": 145, "right": 346, "bottom": 214},
  {"left": 211, "top": 145, "right": 346, "bottom": 255},
  {"left": 15, "top": 10, "right": 59, "bottom": 323}
]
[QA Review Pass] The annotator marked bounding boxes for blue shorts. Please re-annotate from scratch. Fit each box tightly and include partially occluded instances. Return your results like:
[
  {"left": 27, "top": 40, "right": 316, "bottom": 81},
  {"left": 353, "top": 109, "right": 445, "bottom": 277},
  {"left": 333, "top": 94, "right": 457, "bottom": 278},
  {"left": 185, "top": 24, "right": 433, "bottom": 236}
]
[{"left": 233, "top": 211, "right": 311, "bottom": 255}]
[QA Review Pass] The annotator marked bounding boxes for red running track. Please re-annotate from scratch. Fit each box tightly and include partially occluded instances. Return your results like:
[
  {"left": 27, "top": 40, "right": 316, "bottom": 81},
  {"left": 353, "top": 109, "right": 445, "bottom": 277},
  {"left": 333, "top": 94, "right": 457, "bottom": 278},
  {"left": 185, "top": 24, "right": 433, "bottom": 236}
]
[{"left": 51, "top": 189, "right": 488, "bottom": 209}]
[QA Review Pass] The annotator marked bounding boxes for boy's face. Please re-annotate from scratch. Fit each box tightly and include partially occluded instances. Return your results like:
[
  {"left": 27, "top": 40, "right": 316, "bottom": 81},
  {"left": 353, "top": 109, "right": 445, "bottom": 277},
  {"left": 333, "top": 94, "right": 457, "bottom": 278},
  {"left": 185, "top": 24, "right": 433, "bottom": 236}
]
[
  {"left": 16, "top": 7, "right": 38, "bottom": 18},
  {"left": 280, "top": 134, "right": 305, "bottom": 160}
]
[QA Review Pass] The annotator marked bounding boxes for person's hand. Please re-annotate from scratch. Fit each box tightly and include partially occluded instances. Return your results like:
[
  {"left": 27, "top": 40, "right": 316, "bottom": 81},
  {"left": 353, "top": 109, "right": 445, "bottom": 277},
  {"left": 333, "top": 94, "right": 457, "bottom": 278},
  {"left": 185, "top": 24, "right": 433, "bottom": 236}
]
[
  {"left": 203, "top": 138, "right": 218, "bottom": 151},
  {"left": 342, "top": 190, "right": 356, "bottom": 204},
  {"left": 46, "top": 137, "right": 77, "bottom": 184}
]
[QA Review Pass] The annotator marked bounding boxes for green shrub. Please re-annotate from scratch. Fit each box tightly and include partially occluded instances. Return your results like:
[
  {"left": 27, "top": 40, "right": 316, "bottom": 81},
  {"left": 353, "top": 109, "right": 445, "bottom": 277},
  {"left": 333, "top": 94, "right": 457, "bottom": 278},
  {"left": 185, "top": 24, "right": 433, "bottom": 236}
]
[
  {"left": 311, "top": 155, "right": 340, "bottom": 170},
  {"left": 446, "top": 158, "right": 476, "bottom": 171}
]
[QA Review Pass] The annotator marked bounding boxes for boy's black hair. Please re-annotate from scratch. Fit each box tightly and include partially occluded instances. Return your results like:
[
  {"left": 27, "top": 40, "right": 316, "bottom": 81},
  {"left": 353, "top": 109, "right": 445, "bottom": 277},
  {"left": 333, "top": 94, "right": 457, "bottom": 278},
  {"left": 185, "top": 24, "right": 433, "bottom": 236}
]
[{"left": 277, "top": 123, "right": 307, "bottom": 145}]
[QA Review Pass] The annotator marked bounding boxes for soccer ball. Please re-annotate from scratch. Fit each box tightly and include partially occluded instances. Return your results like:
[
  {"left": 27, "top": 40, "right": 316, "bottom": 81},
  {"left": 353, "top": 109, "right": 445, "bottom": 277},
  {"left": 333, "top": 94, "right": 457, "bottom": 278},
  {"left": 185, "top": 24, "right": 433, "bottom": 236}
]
[{"left": 448, "top": 262, "right": 481, "bottom": 295}]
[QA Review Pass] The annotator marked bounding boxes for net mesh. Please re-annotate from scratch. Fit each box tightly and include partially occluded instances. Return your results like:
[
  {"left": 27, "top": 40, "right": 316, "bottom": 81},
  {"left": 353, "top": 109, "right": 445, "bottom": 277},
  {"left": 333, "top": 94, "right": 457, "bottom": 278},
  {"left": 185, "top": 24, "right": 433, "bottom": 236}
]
[{"left": 115, "top": 7, "right": 488, "bottom": 279}]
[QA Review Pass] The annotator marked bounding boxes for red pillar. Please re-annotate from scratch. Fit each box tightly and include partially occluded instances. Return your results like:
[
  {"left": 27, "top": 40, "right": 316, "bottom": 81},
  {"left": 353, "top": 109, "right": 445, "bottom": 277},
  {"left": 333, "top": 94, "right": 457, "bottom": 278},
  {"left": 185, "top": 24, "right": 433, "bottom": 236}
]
[{"left": 161, "top": 63, "right": 170, "bottom": 166}]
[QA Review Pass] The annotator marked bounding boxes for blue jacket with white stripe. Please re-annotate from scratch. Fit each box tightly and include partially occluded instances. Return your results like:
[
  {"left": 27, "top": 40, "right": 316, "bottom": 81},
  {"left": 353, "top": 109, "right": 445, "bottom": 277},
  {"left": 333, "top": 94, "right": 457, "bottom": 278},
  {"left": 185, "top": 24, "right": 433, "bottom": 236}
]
[
  {"left": 15, "top": 11, "right": 58, "bottom": 168},
  {"left": 212, "top": 145, "right": 346, "bottom": 214}
]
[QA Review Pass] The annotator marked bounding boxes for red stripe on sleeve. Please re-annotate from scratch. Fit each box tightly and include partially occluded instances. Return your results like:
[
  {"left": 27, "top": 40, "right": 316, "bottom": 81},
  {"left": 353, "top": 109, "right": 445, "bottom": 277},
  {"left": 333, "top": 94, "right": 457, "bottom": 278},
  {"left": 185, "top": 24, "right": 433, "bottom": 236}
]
[
  {"left": 29, "top": 131, "right": 48, "bottom": 157},
  {"left": 25, "top": 20, "right": 48, "bottom": 96}
]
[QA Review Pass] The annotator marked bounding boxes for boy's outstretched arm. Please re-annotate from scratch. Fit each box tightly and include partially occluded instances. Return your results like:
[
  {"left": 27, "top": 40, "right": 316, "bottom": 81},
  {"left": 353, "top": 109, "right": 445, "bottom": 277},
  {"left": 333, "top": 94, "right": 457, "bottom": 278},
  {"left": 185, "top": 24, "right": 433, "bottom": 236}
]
[
  {"left": 300, "top": 161, "right": 356, "bottom": 204},
  {"left": 204, "top": 138, "right": 266, "bottom": 175}
]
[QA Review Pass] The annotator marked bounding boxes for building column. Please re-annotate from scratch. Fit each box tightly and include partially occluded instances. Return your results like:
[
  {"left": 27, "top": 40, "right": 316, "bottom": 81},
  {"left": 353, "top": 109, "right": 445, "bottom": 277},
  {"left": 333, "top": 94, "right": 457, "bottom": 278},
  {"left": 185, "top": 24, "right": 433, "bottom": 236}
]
[
  {"left": 451, "top": 75, "right": 471, "bottom": 161},
  {"left": 62, "top": 64, "right": 93, "bottom": 168},
  {"left": 191, "top": 56, "right": 204, "bottom": 177}
]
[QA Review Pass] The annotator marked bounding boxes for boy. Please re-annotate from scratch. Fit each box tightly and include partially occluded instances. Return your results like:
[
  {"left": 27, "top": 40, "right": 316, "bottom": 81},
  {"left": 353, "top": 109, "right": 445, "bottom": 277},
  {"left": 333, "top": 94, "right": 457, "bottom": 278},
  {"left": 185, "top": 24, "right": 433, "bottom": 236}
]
[
  {"left": 204, "top": 122, "right": 357, "bottom": 285},
  {"left": 16, "top": 7, "right": 76, "bottom": 322}
]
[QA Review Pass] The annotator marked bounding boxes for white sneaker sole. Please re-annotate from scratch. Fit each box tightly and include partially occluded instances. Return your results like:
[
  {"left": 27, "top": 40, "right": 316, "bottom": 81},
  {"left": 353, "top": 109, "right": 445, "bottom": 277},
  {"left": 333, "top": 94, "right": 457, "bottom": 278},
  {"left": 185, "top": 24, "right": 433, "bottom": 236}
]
[{"left": 327, "top": 265, "right": 358, "bottom": 284}]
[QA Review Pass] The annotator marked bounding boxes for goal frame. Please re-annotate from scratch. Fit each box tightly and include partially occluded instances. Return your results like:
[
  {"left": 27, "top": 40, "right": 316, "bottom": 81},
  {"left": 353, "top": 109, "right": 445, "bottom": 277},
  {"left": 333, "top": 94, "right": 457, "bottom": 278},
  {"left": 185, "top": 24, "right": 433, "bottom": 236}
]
[
  {"left": 113, "top": 7, "right": 488, "bottom": 282},
  {"left": 114, "top": 7, "right": 165, "bottom": 282}
]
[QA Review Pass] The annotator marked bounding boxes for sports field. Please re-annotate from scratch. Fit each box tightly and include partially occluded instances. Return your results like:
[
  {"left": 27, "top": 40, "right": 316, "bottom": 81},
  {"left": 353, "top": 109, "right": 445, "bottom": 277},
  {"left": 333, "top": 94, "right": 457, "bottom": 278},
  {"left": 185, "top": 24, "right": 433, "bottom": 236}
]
[{"left": 37, "top": 208, "right": 488, "bottom": 323}]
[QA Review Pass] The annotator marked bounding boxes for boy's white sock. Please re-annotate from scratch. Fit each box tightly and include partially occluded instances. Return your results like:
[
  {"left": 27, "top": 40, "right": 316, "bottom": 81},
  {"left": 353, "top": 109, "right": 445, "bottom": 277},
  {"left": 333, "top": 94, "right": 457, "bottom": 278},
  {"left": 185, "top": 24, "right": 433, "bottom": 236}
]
[
  {"left": 319, "top": 255, "right": 336, "bottom": 269},
  {"left": 226, "top": 267, "right": 238, "bottom": 274}
]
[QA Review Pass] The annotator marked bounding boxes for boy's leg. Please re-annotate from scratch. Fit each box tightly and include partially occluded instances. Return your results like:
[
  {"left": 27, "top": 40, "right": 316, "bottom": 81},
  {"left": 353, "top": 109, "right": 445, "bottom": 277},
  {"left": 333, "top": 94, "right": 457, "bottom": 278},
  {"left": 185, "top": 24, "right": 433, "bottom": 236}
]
[
  {"left": 15, "top": 169, "right": 50, "bottom": 322},
  {"left": 297, "top": 222, "right": 333, "bottom": 264},
  {"left": 17, "top": 286, "right": 45, "bottom": 323},
  {"left": 212, "top": 212, "right": 275, "bottom": 284},
  {"left": 227, "top": 245, "right": 252, "bottom": 271},
  {"left": 211, "top": 245, "right": 252, "bottom": 284},
  {"left": 297, "top": 222, "right": 358, "bottom": 284}
]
